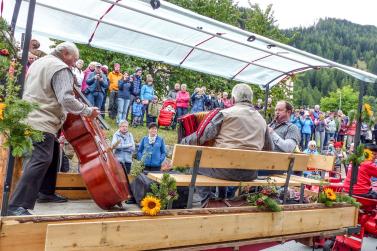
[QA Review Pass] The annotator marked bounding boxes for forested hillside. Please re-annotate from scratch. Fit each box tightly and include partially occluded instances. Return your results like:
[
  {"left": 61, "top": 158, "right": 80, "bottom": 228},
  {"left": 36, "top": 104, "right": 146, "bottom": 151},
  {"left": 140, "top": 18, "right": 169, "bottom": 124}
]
[{"left": 284, "top": 18, "right": 377, "bottom": 106}]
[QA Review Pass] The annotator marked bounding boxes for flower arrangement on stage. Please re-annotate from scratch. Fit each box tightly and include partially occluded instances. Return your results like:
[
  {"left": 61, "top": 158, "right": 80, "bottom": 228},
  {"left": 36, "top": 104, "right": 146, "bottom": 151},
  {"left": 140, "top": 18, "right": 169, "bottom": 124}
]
[
  {"left": 246, "top": 180, "right": 282, "bottom": 212},
  {"left": 346, "top": 144, "right": 372, "bottom": 167},
  {"left": 319, "top": 188, "right": 360, "bottom": 208},
  {"left": 141, "top": 195, "right": 161, "bottom": 216},
  {"left": 148, "top": 173, "right": 178, "bottom": 210},
  {"left": 0, "top": 18, "right": 43, "bottom": 157}
]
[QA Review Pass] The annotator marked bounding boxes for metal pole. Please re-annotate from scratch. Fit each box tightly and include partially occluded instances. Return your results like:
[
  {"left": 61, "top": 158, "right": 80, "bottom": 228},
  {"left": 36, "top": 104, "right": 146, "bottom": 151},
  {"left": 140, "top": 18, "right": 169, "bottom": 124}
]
[
  {"left": 349, "top": 81, "right": 365, "bottom": 196},
  {"left": 1, "top": 0, "right": 36, "bottom": 216},
  {"left": 263, "top": 84, "right": 270, "bottom": 119},
  {"left": 10, "top": 0, "right": 22, "bottom": 36},
  {"left": 19, "top": 0, "right": 36, "bottom": 96}
]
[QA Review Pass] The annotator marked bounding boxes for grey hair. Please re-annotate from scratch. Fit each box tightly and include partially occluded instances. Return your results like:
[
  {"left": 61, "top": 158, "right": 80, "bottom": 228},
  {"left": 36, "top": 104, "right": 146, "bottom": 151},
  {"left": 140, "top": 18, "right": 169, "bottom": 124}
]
[
  {"left": 53, "top": 42, "right": 79, "bottom": 58},
  {"left": 118, "top": 120, "right": 129, "bottom": 126},
  {"left": 231, "top": 83, "right": 253, "bottom": 103}
]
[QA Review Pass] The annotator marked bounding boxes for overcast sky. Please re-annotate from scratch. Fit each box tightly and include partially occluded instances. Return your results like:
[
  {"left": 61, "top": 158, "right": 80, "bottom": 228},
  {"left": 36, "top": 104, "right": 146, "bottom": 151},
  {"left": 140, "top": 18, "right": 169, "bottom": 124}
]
[{"left": 238, "top": 0, "right": 377, "bottom": 29}]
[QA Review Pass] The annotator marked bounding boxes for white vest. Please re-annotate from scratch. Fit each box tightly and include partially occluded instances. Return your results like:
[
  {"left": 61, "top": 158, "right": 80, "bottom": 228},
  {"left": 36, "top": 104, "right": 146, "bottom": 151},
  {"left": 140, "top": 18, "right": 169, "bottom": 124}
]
[{"left": 23, "top": 55, "right": 70, "bottom": 134}]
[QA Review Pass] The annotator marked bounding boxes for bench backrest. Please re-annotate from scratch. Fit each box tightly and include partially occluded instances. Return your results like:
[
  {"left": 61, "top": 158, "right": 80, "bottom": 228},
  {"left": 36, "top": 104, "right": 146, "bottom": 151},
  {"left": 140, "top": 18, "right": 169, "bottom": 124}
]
[{"left": 172, "top": 145, "right": 334, "bottom": 172}]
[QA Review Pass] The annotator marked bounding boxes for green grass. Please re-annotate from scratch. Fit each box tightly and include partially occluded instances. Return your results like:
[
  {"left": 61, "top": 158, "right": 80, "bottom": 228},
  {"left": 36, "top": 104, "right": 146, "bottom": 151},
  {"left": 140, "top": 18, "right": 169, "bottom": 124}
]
[{"left": 104, "top": 117, "right": 178, "bottom": 145}]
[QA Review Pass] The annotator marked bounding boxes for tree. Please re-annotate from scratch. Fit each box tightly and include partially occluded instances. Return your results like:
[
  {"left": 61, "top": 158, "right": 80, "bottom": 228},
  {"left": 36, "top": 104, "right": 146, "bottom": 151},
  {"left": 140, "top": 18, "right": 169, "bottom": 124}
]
[{"left": 320, "top": 85, "right": 358, "bottom": 114}]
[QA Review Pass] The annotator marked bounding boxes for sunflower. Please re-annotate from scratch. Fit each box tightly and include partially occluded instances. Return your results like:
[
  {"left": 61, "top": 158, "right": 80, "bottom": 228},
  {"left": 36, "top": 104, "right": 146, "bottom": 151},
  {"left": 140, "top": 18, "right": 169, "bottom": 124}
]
[
  {"left": 141, "top": 195, "right": 161, "bottom": 216},
  {"left": 324, "top": 188, "right": 337, "bottom": 201},
  {"left": 364, "top": 149, "right": 374, "bottom": 161},
  {"left": 364, "top": 104, "right": 373, "bottom": 117},
  {"left": 0, "top": 103, "right": 6, "bottom": 120}
]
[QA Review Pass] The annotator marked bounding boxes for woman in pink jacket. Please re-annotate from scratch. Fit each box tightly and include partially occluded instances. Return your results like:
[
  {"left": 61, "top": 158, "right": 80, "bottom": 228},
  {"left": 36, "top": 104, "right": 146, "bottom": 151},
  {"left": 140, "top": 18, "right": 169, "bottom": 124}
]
[{"left": 176, "top": 84, "right": 190, "bottom": 118}]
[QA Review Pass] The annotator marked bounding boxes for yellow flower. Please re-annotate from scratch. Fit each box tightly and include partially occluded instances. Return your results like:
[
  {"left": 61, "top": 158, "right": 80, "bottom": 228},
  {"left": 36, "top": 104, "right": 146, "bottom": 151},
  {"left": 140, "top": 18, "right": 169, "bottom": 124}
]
[
  {"left": 141, "top": 196, "right": 161, "bottom": 216},
  {"left": 24, "top": 129, "right": 32, "bottom": 137},
  {"left": 0, "top": 103, "right": 6, "bottom": 120},
  {"left": 364, "top": 104, "right": 373, "bottom": 117},
  {"left": 364, "top": 149, "right": 374, "bottom": 161},
  {"left": 324, "top": 188, "right": 337, "bottom": 201}
]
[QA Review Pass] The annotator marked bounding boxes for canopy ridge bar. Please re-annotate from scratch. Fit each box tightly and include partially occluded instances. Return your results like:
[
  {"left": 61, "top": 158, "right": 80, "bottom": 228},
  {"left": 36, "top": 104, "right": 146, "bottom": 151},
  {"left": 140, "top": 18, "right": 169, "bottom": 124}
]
[
  {"left": 88, "top": 0, "right": 122, "bottom": 44},
  {"left": 231, "top": 54, "right": 272, "bottom": 80},
  {"left": 264, "top": 66, "right": 320, "bottom": 87},
  {"left": 135, "top": 0, "right": 377, "bottom": 83},
  {"left": 101, "top": 0, "right": 317, "bottom": 70},
  {"left": 22, "top": 0, "right": 288, "bottom": 75},
  {"left": 179, "top": 34, "right": 218, "bottom": 65}
]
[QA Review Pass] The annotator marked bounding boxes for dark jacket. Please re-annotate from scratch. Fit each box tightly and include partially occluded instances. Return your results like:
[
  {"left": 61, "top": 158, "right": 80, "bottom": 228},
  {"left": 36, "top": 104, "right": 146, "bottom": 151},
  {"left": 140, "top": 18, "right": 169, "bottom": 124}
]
[
  {"left": 118, "top": 79, "right": 132, "bottom": 99},
  {"left": 131, "top": 75, "right": 142, "bottom": 96}
]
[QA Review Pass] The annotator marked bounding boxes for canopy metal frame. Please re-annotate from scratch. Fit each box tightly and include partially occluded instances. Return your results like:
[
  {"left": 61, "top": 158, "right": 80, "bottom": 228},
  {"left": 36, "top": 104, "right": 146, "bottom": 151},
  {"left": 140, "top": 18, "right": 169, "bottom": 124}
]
[{"left": 1, "top": 0, "right": 375, "bottom": 215}]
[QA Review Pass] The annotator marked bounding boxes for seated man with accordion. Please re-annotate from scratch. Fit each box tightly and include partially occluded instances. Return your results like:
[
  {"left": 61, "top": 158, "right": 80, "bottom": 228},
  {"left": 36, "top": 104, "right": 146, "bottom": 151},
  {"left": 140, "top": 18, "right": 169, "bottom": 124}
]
[{"left": 180, "top": 83, "right": 273, "bottom": 182}]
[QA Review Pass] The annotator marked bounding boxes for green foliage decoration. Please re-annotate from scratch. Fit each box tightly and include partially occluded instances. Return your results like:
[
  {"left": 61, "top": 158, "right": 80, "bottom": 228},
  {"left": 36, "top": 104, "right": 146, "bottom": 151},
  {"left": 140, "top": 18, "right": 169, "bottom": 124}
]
[
  {"left": 246, "top": 179, "right": 282, "bottom": 212},
  {"left": 148, "top": 173, "right": 179, "bottom": 209},
  {"left": 0, "top": 18, "right": 43, "bottom": 157}
]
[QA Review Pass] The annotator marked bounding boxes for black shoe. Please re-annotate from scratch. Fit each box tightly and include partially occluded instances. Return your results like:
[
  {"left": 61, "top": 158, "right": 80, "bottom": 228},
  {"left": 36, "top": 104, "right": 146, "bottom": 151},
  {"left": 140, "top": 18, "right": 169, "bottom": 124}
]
[
  {"left": 37, "top": 193, "right": 68, "bottom": 203},
  {"left": 7, "top": 207, "right": 32, "bottom": 216},
  {"left": 126, "top": 198, "right": 137, "bottom": 204}
]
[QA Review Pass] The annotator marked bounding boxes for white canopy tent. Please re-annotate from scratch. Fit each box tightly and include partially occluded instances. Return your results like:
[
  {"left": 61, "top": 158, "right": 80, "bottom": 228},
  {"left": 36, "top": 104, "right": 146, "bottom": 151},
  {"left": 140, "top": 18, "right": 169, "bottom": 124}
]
[{"left": 3, "top": 0, "right": 377, "bottom": 88}]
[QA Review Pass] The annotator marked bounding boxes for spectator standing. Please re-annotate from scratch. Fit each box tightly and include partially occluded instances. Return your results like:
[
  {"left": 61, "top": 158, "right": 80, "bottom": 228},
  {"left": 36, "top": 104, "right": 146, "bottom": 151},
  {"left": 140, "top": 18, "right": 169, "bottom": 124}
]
[
  {"left": 167, "top": 83, "right": 180, "bottom": 99},
  {"left": 140, "top": 74, "right": 155, "bottom": 126},
  {"left": 112, "top": 120, "right": 135, "bottom": 174},
  {"left": 325, "top": 113, "right": 337, "bottom": 147},
  {"left": 100, "top": 65, "right": 109, "bottom": 118},
  {"left": 137, "top": 123, "right": 166, "bottom": 171},
  {"left": 81, "top": 61, "right": 96, "bottom": 94},
  {"left": 86, "top": 63, "right": 109, "bottom": 108},
  {"left": 167, "top": 83, "right": 180, "bottom": 129},
  {"left": 108, "top": 63, "right": 123, "bottom": 119},
  {"left": 72, "top": 59, "right": 84, "bottom": 88},
  {"left": 346, "top": 119, "right": 357, "bottom": 148},
  {"left": 130, "top": 68, "right": 143, "bottom": 123},
  {"left": 314, "top": 113, "right": 327, "bottom": 153},
  {"left": 176, "top": 84, "right": 190, "bottom": 118},
  {"left": 117, "top": 72, "right": 132, "bottom": 124},
  {"left": 132, "top": 97, "right": 143, "bottom": 127},
  {"left": 338, "top": 115, "right": 348, "bottom": 143},
  {"left": 254, "top": 98, "right": 263, "bottom": 111},
  {"left": 301, "top": 111, "right": 313, "bottom": 149},
  {"left": 191, "top": 87, "right": 207, "bottom": 113},
  {"left": 147, "top": 96, "right": 160, "bottom": 125},
  {"left": 214, "top": 92, "right": 224, "bottom": 109},
  {"left": 222, "top": 92, "right": 233, "bottom": 108}
]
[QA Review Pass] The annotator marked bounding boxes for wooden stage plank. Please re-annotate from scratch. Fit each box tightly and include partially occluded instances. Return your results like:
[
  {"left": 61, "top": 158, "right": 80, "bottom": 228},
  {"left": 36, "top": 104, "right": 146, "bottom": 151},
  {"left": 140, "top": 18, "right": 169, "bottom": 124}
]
[
  {"left": 273, "top": 174, "right": 328, "bottom": 186},
  {"left": 44, "top": 206, "right": 357, "bottom": 251},
  {"left": 172, "top": 145, "right": 310, "bottom": 171},
  {"left": 56, "top": 173, "right": 91, "bottom": 200},
  {"left": 0, "top": 204, "right": 357, "bottom": 251},
  {"left": 307, "top": 154, "right": 335, "bottom": 171},
  {"left": 147, "top": 173, "right": 302, "bottom": 187}
]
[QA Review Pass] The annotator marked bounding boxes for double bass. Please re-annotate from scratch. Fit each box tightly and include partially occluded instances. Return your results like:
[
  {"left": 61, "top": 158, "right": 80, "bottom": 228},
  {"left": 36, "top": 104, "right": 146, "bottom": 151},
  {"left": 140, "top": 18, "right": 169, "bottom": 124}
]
[{"left": 63, "top": 86, "right": 129, "bottom": 209}]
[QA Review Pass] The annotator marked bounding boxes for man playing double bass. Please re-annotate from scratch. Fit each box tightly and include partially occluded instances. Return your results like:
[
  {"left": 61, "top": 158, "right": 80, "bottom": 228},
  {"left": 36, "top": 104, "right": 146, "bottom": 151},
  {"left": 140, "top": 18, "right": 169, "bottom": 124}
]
[{"left": 7, "top": 42, "right": 100, "bottom": 216}]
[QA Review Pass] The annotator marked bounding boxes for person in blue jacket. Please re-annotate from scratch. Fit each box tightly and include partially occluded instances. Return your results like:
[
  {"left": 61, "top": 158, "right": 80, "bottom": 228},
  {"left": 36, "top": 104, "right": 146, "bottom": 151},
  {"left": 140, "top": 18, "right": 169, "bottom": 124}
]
[
  {"left": 132, "top": 97, "right": 143, "bottom": 127},
  {"left": 301, "top": 111, "right": 314, "bottom": 149},
  {"left": 140, "top": 74, "right": 155, "bottom": 126},
  {"left": 137, "top": 122, "right": 166, "bottom": 171},
  {"left": 86, "top": 63, "right": 109, "bottom": 108},
  {"left": 191, "top": 87, "right": 207, "bottom": 113}
]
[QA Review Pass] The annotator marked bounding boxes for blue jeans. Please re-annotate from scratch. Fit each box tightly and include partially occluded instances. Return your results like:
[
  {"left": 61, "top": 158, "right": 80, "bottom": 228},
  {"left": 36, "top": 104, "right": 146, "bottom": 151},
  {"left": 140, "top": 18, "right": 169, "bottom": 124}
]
[
  {"left": 117, "top": 98, "right": 130, "bottom": 123},
  {"left": 302, "top": 133, "right": 311, "bottom": 149},
  {"left": 87, "top": 92, "right": 104, "bottom": 108},
  {"left": 177, "top": 107, "right": 188, "bottom": 118}
]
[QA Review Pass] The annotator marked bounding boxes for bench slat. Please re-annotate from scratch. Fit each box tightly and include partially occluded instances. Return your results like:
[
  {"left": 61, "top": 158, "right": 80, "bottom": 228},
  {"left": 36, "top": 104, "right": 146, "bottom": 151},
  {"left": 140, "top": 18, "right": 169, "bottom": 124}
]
[
  {"left": 272, "top": 174, "right": 328, "bottom": 186},
  {"left": 172, "top": 145, "right": 310, "bottom": 171},
  {"left": 147, "top": 173, "right": 302, "bottom": 187},
  {"left": 307, "top": 155, "right": 335, "bottom": 171}
]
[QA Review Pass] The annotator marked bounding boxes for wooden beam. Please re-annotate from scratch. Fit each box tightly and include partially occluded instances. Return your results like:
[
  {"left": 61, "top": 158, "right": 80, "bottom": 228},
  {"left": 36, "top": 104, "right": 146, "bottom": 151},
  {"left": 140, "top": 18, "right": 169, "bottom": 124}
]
[
  {"left": 273, "top": 174, "right": 328, "bottom": 186},
  {"left": 307, "top": 155, "right": 335, "bottom": 171},
  {"left": 0, "top": 204, "right": 356, "bottom": 251},
  {"left": 43, "top": 207, "right": 357, "bottom": 251},
  {"left": 148, "top": 173, "right": 302, "bottom": 187},
  {"left": 55, "top": 173, "right": 90, "bottom": 200},
  {"left": 172, "top": 145, "right": 309, "bottom": 171}
]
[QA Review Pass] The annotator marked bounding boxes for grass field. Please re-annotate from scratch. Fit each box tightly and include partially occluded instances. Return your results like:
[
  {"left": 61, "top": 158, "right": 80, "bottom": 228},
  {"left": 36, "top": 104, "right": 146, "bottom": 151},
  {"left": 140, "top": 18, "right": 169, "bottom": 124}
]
[{"left": 104, "top": 117, "right": 178, "bottom": 145}]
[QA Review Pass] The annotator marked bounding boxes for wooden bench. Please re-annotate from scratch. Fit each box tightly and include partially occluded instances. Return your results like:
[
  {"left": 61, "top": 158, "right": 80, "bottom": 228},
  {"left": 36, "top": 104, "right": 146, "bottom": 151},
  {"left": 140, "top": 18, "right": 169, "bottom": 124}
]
[{"left": 148, "top": 145, "right": 335, "bottom": 208}]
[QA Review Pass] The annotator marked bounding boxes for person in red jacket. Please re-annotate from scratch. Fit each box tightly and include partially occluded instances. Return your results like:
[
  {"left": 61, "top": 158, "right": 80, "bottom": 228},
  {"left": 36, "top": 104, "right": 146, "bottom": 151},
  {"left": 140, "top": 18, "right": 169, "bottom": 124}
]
[
  {"left": 343, "top": 145, "right": 377, "bottom": 199},
  {"left": 176, "top": 83, "right": 190, "bottom": 118}
]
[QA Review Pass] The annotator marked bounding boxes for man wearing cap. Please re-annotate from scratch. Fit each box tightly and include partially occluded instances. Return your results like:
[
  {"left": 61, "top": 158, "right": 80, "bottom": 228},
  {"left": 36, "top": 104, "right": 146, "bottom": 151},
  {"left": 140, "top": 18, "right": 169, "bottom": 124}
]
[
  {"left": 86, "top": 63, "right": 109, "bottom": 108},
  {"left": 108, "top": 63, "right": 123, "bottom": 119},
  {"left": 130, "top": 67, "right": 143, "bottom": 123}
]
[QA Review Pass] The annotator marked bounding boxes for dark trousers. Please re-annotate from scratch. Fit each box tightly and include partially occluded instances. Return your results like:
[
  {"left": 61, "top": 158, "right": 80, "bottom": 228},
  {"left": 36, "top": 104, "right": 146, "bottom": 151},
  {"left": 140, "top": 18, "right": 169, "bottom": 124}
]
[
  {"left": 9, "top": 132, "right": 60, "bottom": 209},
  {"left": 129, "top": 94, "right": 137, "bottom": 123},
  {"left": 108, "top": 91, "right": 118, "bottom": 119},
  {"left": 147, "top": 115, "right": 156, "bottom": 125}
]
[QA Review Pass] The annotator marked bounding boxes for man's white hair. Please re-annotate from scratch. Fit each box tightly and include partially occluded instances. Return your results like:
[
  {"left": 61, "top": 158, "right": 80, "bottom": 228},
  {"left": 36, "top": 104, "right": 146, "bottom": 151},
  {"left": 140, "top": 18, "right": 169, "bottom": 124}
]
[
  {"left": 53, "top": 42, "right": 79, "bottom": 57},
  {"left": 231, "top": 83, "right": 253, "bottom": 103}
]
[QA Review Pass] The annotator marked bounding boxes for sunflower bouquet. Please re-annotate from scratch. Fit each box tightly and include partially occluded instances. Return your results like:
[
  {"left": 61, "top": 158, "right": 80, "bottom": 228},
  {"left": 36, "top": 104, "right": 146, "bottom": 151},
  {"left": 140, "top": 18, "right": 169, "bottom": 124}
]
[
  {"left": 0, "top": 18, "right": 43, "bottom": 157},
  {"left": 148, "top": 173, "right": 179, "bottom": 210},
  {"left": 319, "top": 188, "right": 360, "bottom": 208}
]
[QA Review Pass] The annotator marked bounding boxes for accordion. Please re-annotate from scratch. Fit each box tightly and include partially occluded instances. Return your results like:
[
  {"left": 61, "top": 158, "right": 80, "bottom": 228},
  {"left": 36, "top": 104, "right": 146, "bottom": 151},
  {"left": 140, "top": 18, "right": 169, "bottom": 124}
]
[{"left": 177, "top": 108, "right": 221, "bottom": 145}]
